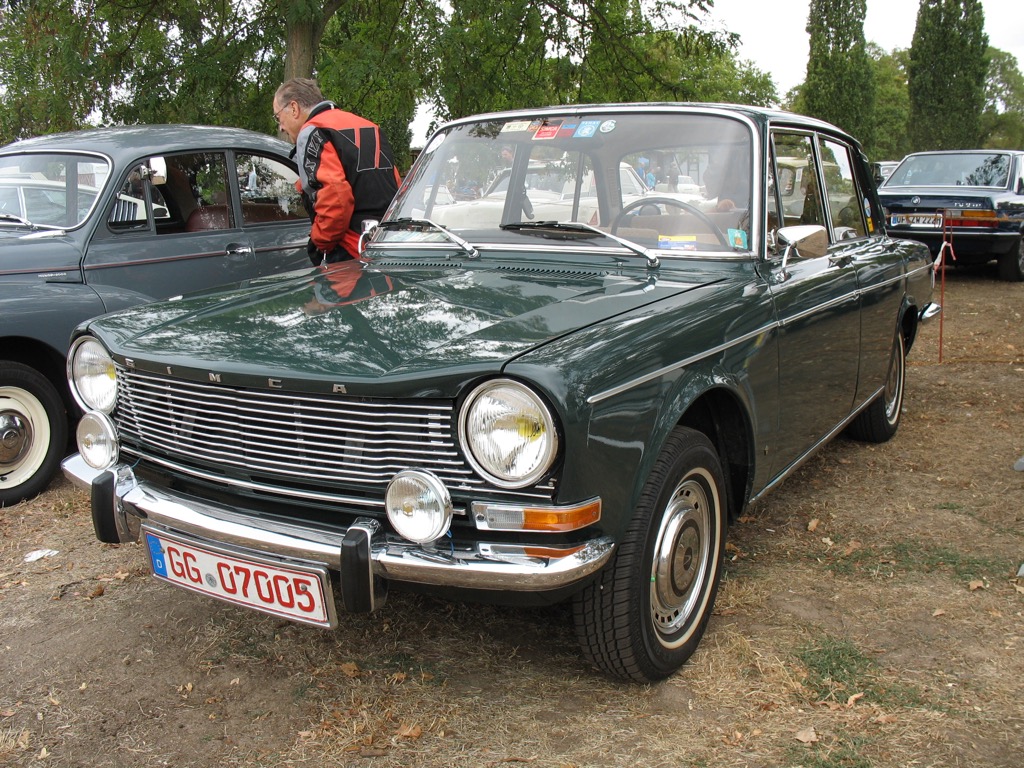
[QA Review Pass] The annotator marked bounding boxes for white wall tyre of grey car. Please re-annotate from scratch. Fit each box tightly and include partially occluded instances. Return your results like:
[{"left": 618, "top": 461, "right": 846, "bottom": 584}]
[
  {"left": 0, "top": 362, "right": 67, "bottom": 506},
  {"left": 573, "top": 426, "right": 727, "bottom": 682}
]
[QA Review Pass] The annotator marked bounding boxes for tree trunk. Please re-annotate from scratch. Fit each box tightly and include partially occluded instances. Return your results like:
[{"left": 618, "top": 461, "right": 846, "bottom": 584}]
[{"left": 282, "top": 0, "right": 345, "bottom": 81}]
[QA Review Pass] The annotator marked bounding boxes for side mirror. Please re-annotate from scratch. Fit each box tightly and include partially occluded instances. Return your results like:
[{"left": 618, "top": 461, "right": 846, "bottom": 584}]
[
  {"left": 358, "top": 219, "right": 379, "bottom": 255},
  {"left": 776, "top": 224, "right": 828, "bottom": 274}
]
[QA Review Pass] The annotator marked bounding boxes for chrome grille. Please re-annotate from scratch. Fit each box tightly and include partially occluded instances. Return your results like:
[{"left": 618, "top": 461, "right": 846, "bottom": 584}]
[{"left": 114, "top": 368, "right": 555, "bottom": 504}]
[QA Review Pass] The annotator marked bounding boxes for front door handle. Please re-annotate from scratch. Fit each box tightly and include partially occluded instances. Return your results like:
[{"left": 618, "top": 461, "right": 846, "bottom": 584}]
[{"left": 225, "top": 243, "right": 253, "bottom": 256}]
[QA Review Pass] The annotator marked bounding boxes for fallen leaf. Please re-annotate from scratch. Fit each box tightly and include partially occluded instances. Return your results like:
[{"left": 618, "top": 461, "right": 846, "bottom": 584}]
[
  {"left": 807, "top": 518, "right": 820, "bottom": 532},
  {"left": 1015, "top": 583, "right": 1024, "bottom": 595},
  {"left": 339, "top": 662, "right": 361, "bottom": 678},
  {"left": 932, "top": 608, "right": 946, "bottom": 617},
  {"left": 968, "top": 580, "right": 987, "bottom": 591},
  {"left": 88, "top": 584, "right": 105, "bottom": 599},
  {"left": 397, "top": 723, "right": 423, "bottom": 739},
  {"left": 842, "top": 540, "right": 862, "bottom": 557},
  {"left": 38, "top": 746, "right": 49, "bottom": 758},
  {"left": 0, "top": 708, "right": 15, "bottom": 717},
  {"left": 795, "top": 726, "right": 819, "bottom": 744},
  {"left": 846, "top": 692, "right": 865, "bottom": 708},
  {"left": 821, "top": 537, "right": 834, "bottom": 548},
  {"left": 874, "top": 714, "right": 898, "bottom": 724}
]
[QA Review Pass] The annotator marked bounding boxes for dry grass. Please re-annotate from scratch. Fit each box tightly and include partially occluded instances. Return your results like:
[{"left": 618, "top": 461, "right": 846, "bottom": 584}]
[{"left": 1, "top": 266, "right": 1021, "bottom": 767}]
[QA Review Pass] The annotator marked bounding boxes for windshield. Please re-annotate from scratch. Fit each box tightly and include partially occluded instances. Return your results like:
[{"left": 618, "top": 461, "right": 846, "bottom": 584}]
[
  {"left": 885, "top": 153, "right": 1011, "bottom": 188},
  {"left": 0, "top": 152, "right": 111, "bottom": 228},
  {"left": 383, "top": 111, "right": 754, "bottom": 255}
]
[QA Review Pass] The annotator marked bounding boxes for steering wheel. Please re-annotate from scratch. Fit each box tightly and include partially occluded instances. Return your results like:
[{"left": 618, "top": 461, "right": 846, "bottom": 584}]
[{"left": 612, "top": 196, "right": 732, "bottom": 250}]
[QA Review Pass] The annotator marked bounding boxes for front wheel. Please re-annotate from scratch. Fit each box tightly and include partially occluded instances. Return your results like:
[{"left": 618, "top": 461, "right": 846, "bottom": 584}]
[
  {"left": 573, "top": 427, "right": 727, "bottom": 682},
  {"left": 0, "top": 361, "right": 68, "bottom": 506},
  {"left": 847, "top": 331, "right": 905, "bottom": 443}
]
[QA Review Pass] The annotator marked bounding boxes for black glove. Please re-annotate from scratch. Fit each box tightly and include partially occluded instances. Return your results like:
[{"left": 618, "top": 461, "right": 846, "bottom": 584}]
[{"left": 306, "top": 237, "right": 322, "bottom": 266}]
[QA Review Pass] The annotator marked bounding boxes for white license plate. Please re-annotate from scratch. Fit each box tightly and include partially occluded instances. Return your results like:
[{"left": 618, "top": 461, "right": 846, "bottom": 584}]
[
  {"left": 891, "top": 213, "right": 942, "bottom": 228},
  {"left": 144, "top": 528, "right": 334, "bottom": 627}
]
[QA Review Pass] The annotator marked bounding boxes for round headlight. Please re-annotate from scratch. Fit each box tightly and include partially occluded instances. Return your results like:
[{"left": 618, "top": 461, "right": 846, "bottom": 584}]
[
  {"left": 386, "top": 470, "right": 453, "bottom": 544},
  {"left": 459, "top": 379, "right": 559, "bottom": 489},
  {"left": 77, "top": 411, "right": 119, "bottom": 469},
  {"left": 69, "top": 337, "right": 117, "bottom": 413}
]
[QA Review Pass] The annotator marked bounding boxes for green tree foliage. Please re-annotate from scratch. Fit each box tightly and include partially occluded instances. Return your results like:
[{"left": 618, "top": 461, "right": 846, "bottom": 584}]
[
  {"left": 907, "top": 0, "right": 988, "bottom": 150},
  {"left": 979, "top": 47, "right": 1024, "bottom": 148},
  {"left": 803, "top": 0, "right": 876, "bottom": 145},
  {"left": 0, "top": 0, "right": 775, "bottom": 156},
  {"left": 865, "top": 45, "right": 911, "bottom": 162}
]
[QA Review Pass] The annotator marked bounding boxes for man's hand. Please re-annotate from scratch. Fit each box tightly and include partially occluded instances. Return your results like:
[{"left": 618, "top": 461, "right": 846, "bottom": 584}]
[{"left": 306, "top": 237, "right": 322, "bottom": 266}]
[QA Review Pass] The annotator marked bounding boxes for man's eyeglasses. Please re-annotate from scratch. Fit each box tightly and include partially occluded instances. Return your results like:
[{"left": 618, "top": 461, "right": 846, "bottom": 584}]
[{"left": 272, "top": 103, "right": 291, "bottom": 125}]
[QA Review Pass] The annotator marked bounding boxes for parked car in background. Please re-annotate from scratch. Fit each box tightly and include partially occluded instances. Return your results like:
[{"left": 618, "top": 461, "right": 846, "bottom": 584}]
[
  {"left": 0, "top": 125, "right": 312, "bottom": 505},
  {"left": 878, "top": 149, "right": 1024, "bottom": 280},
  {"left": 871, "top": 160, "right": 899, "bottom": 186},
  {"left": 62, "top": 104, "right": 937, "bottom": 682}
]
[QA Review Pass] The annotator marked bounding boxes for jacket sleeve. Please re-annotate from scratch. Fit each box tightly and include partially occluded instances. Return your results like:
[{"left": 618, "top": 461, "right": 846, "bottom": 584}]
[{"left": 304, "top": 128, "right": 356, "bottom": 252}]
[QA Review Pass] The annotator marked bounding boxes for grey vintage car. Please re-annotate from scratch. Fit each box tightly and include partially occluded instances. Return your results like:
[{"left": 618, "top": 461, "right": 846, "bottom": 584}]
[
  {"left": 1, "top": 126, "right": 311, "bottom": 505},
  {"left": 63, "top": 104, "right": 938, "bottom": 681}
]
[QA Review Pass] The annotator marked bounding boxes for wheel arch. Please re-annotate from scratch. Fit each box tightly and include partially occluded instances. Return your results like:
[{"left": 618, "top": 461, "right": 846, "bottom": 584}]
[
  {"left": 1, "top": 336, "right": 76, "bottom": 431},
  {"left": 676, "top": 386, "right": 754, "bottom": 523}
]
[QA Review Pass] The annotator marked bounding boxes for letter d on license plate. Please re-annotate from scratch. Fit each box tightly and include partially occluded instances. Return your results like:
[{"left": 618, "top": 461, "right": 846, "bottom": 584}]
[{"left": 144, "top": 528, "right": 335, "bottom": 627}]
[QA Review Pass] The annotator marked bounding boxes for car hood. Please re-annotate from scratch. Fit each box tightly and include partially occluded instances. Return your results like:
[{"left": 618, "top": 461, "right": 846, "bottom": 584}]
[{"left": 88, "top": 255, "right": 720, "bottom": 392}]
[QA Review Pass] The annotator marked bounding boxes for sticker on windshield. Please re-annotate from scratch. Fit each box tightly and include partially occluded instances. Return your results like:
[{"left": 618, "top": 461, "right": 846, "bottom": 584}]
[
  {"left": 573, "top": 120, "right": 601, "bottom": 138},
  {"left": 658, "top": 235, "right": 698, "bottom": 250},
  {"left": 533, "top": 120, "right": 562, "bottom": 140},
  {"left": 599, "top": 120, "right": 617, "bottom": 133},
  {"left": 501, "top": 120, "right": 533, "bottom": 133},
  {"left": 727, "top": 228, "right": 749, "bottom": 249},
  {"left": 558, "top": 122, "right": 580, "bottom": 136}
]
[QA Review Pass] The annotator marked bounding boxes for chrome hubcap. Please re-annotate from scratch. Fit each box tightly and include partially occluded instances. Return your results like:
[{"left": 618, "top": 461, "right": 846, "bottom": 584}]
[
  {"left": 651, "top": 476, "right": 711, "bottom": 637},
  {"left": 0, "top": 411, "right": 31, "bottom": 467}
]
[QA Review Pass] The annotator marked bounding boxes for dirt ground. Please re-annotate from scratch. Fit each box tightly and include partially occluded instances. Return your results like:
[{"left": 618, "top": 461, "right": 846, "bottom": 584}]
[{"left": 1, "top": 264, "right": 1022, "bottom": 768}]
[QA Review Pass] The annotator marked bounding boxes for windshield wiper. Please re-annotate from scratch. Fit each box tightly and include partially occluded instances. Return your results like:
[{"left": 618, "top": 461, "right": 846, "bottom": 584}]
[
  {"left": 0, "top": 212, "right": 36, "bottom": 228},
  {"left": 377, "top": 217, "right": 479, "bottom": 259},
  {"left": 500, "top": 220, "right": 659, "bottom": 269}
]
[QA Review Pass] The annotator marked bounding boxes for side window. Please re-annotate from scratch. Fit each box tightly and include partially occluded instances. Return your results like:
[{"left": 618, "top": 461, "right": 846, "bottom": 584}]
[
  {"left": 773, "top": 132, "right": 823, "bottom": 230},
  {"left": 818, "top": 137, "right": 867, "bottom": 239},
  {"left": 108, "top": 153, "right": 231, "bottom": 233},
  {"left": 236, "top": 153, "right": 306, "bottom": 225}
]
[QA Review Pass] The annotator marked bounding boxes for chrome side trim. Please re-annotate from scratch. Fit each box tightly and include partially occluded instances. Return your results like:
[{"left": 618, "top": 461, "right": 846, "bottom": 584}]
[{"left": 587, "top": 323, "right": 776, "bottom": 404}]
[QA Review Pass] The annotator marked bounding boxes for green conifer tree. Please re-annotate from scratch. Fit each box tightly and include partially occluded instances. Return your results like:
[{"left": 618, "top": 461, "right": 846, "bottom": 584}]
[
  {"left": 907, "top": 0, "right": 988, "bottom": 150},
  {"left": 803, "top": 0, "right": 876, "bottom": 144}
]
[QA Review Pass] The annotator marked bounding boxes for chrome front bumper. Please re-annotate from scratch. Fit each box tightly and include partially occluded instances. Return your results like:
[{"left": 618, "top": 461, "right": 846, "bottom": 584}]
[{"left": 62, "top": 453, "right": 615, "bottom": 595}]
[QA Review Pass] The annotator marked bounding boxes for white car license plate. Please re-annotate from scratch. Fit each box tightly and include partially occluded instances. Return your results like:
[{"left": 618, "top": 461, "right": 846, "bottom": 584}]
[
  {"left": 891, "top": 213, "right": 942, "bottom": 228},
  {"left": 144, "top": 528, "right": 334, "bottom": 627}
]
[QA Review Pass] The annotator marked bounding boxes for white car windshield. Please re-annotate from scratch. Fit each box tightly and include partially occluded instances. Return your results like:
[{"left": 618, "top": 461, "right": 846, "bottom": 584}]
[
  {"left": 0, "top": 152, "right": 111, "bottom": 228},
  {"left": 383, "top": 111, "right": 754, "bottom": 254}
]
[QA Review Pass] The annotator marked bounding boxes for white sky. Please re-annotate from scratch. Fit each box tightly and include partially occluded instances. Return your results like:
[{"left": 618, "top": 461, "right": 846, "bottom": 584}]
[{"left": 712, "top": 0, "right": 1024, "bottom": 95}]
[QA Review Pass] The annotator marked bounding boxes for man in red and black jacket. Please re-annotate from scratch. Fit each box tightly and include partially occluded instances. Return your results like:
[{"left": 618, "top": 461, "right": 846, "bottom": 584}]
[{"left": 273, "top": 78, "right": 401, "bottom": 264}]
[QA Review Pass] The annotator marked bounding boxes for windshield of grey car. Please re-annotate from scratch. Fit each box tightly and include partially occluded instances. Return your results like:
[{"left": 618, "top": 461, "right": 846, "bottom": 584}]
[
  {"left": 0, "top": 152, "right": 112, "bottom": 228},
  {"left": 381, "top": 112, "right": 755, "bottom": 254}
]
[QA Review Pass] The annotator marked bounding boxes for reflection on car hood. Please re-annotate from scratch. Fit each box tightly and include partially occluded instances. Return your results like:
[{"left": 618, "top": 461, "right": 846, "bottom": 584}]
[{"left": 89, "top": 257, "right": 716, "bottom": 386}]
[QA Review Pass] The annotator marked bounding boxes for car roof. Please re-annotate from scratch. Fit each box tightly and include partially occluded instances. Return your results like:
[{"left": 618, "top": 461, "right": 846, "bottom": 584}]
[
  {"left": 439, "top": 102, "right": 855, "bottom": 142},
  {"left": 0, "top": 125, "right": 293, "bottom": 162}
]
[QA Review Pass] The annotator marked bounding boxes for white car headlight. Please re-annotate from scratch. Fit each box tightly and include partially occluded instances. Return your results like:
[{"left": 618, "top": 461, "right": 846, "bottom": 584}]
[
  {"left": 77, "top": 411, "right": 119, "bottom": 469},
  {"left": 459, "top": 379, "right": 559, "bottom": 489},
  {"left": 68, "top": 337, "right": 117, "bottom": 413}
]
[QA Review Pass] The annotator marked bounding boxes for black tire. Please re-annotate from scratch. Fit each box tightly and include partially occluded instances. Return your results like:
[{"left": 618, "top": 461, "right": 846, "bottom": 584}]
[
  {"left": 996, "top": 236, "right": 1024, "bottom": 282},
  {"left": 847, "top": 332, "right": 905, "bottom": 443},
  {"left": 573, "top": 427, "right": 727, "bottom": 682},
  {"left": 0, "top": 361, "right": 68, "bottom": 506}
]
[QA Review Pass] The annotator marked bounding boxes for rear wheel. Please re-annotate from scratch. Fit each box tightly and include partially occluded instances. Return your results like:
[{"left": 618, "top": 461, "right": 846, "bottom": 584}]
[
  {"left": 847, "top": 332, "right": 905, "bottom": 443},
  {"left": 573, "top": 427, "right": 727, "bottom": 682},
  {"left": 996, "top": 236, "right": 1024, "bottom": 282},
  {"left": 0, "top": 362, "right": 67, "bottom": 506}
]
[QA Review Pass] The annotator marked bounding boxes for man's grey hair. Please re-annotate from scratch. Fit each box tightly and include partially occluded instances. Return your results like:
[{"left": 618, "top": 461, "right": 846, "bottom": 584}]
[{"left": 275, "top": 78, "right": 325, "bottom": 110}]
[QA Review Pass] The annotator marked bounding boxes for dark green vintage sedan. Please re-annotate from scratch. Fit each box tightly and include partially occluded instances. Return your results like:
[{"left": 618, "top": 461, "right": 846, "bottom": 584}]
[{"left": 62, "top": 104, "right": 938, "bottom": 682}]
